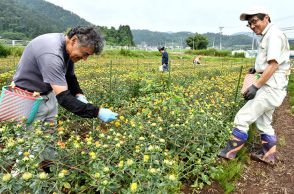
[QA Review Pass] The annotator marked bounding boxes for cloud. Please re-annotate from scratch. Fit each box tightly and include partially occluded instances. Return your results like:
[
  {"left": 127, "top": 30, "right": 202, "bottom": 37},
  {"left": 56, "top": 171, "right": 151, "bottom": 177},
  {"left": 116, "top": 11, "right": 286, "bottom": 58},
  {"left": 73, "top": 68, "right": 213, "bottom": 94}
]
[{"left": 45, "top": 0, "right": 294, "bottom": 37}]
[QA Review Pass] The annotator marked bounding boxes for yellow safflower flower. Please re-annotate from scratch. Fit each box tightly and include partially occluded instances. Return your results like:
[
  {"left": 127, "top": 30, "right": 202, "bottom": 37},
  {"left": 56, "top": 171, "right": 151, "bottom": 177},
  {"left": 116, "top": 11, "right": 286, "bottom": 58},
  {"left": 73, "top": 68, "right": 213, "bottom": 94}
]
[
  {"left": 143, "top": 155, "right": 150, "bottom": 162},
  {"left": 130, "top": 182, "right": 138, "bottom": 192}
]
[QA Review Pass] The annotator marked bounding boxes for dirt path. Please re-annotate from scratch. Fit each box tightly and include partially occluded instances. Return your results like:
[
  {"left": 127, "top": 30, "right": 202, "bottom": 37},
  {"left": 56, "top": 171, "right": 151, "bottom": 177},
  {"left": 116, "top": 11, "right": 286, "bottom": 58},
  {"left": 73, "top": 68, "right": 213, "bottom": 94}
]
[
  {"left": 200, "top": 95, "right": 294, "bottom": 194},
  {"left": 234, "top": 95, "right": 294, "bottom": 194}
]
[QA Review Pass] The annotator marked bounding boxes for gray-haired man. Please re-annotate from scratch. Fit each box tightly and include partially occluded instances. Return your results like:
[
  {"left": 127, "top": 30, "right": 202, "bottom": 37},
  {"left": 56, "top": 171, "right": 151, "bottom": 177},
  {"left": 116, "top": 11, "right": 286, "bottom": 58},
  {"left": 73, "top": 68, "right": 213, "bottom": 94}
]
[{"left": 13, "top": 26, "right": 118, "bottom": 124}]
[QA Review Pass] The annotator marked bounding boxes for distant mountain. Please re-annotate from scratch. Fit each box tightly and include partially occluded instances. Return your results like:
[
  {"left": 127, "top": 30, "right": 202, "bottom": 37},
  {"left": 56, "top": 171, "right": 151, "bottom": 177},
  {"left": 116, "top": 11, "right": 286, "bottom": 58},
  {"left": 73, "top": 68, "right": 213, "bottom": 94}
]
[
  {"left": 232, "top": 32, "right": 254, "bottom": 37},
  {"left": 203, "top": 32, "right": 254, "bottom": 50},
  {"left": 132, "top": 29, "right": 193, "bottom": 48},
  {"left": 132, "top": 30, "right": 254, "bottom": 50}
]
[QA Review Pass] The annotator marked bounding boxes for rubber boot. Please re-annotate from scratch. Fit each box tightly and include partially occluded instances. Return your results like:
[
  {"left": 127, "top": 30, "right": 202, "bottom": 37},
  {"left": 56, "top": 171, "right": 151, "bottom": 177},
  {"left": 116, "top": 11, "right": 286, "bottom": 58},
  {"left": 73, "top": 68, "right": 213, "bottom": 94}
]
[
  {"left": 219, "top": 128, "right": 248, "bottom": 159},
  {"left": 251, "top": 134, "right": 277, "bottom": 165}
]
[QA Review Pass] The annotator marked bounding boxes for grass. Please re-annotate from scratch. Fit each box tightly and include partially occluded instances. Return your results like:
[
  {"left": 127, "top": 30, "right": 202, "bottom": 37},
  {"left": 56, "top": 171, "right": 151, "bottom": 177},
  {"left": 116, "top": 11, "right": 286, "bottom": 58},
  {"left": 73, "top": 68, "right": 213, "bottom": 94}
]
[
  {"left": 214, "top": 160, "right": 244, "bottom": 194},
  {"left": 213, "top": 128, "right": 253, "bottom": 194}
]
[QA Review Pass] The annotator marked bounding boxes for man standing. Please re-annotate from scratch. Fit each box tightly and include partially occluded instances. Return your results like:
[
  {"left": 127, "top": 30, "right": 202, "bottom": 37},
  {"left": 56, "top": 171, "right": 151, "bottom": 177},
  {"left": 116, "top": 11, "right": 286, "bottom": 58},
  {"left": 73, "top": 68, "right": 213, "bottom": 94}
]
[
  {"left": 13, "top": 26, "right": 118, "bottom": 124},
  {"left": 158, "top": 47, "right": 169, "bottom": 71},
  {"left": 219, "top": 7, "right": 290, "bottom": 164}
]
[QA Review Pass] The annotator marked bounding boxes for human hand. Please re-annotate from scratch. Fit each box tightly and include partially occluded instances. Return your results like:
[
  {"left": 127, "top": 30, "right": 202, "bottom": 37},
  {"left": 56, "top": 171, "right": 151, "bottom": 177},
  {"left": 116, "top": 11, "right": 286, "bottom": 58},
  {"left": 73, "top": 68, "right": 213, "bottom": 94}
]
[
  {"left": 98, "top": 108, "right": 118, "bottom": 122},
  {"left": 244, "top": 84, "right": 259, "bottom": 100},
  {"left": 248, "top": 67, "right": 256, "bottom": 74},
  {"left": 76, "top": 95, "right": 89, "bottom": 103}
]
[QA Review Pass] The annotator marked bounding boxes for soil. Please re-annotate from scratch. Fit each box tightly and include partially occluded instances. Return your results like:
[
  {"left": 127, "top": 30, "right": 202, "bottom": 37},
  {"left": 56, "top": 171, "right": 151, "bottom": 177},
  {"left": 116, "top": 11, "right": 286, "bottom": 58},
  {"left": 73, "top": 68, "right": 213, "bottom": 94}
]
[{"left": 200, "top": 95, "right": 294, "bottom": 194}]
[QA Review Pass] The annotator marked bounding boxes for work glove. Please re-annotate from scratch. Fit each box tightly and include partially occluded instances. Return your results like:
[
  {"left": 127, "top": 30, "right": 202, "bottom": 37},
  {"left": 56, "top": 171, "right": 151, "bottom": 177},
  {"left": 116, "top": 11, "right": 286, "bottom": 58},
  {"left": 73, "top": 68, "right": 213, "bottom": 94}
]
[
  {"left": 98, "top": 108, "right": 118, "bottom": 122},
  {"left": 76, "top": 95, "right": 89, "bottom": 103},
  {"left": 248, "top": 67, "right": 256, "bottom": 74},
  {"left": 244, "top": 84, "right": 259, "bottom": 100}
]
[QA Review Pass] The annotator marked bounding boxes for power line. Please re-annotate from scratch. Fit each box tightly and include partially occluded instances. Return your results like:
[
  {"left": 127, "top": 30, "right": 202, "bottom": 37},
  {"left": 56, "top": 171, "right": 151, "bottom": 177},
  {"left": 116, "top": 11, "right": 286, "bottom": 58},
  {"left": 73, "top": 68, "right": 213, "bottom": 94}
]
[
  {"left": 281, "top": 26, "right": 294, "bottom": 31},
  {"left": 275, "top": 14, "right": 294, "bottom": 21}
]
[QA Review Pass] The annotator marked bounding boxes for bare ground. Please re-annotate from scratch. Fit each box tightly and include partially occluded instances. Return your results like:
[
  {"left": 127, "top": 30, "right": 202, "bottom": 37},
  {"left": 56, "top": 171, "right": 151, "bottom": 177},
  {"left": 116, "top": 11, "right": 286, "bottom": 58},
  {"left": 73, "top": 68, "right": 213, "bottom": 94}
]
[{"left": 200, "top": 95, "right": 294, "bottom": 194}]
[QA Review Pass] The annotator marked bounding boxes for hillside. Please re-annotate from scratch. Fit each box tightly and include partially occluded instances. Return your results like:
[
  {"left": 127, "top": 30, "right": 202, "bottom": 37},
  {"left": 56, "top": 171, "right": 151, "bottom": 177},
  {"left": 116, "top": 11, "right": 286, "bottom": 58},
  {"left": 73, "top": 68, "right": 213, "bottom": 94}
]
[
  {"left": 132, "top": 30, "right": 194, "bottom": 48},
  {"left": 0, "top": 0, "right": 91, "bottom": 39},
  {"left": 132, "top": 29, "right": 254, "bottom": 50}
]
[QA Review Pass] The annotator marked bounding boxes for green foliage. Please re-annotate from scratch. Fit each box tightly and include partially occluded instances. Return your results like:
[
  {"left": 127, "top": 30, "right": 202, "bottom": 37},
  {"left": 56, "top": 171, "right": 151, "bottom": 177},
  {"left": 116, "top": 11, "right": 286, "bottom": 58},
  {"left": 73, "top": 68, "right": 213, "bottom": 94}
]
[
  {"left": 117, "top": 25, "right": 135, "bottom": 46},
  {"left": 211, "top": 159, "right": 245, "bottom": 193},
  {"left": 102, "top": 50, "right": 159, "bottom": 59},
  {"left": 119, "top": 49, "right": 136, "bottom": 57},
  {"left": 0, "top": 0, "right": 91, "bottom": 39},
  {"left": 0, "top": 44, "right": 11, "bottom": 57},
  {"left": 0, "top": 45, "right": 24, "bottom": 58},
  {"left": 232, "top": 52, "right": 245, "bottom": 58},
  {"left": 290, "top": 44, "right": 294, "bottom": 50},
  {"left": 8, "top": 46, "right": 24, "bottom": 57},
  {"left": 100, "top": 25, "right": 135, "bottom": 46},
  {"left": 186, "top": 33, "right": 209, "bottom": 50},
  {"left": 185, "top": 48, "right": 231, "bottom": 57},
  {"left": 0, "top": 54, "right": 252, "bottom": 193},
  {"left": 0, "top": 0, "right": 135, "bottom": 46},
  {"left": 0, "top": 31, "right": 27, "bottom": 40}
]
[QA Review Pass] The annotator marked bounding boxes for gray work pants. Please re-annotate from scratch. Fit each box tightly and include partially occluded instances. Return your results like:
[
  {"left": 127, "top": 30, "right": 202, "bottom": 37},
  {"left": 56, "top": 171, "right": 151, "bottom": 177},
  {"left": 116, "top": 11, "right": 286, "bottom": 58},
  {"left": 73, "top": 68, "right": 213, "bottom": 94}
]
[
  {"left": 34, "top": 91, "right": 58, "bottom": 124},
  {"left": 234, "top": 85, "right": 286, "bottom": 136},
  {"left": 31, "top": 91, "right": 58, "bottom": 160}
]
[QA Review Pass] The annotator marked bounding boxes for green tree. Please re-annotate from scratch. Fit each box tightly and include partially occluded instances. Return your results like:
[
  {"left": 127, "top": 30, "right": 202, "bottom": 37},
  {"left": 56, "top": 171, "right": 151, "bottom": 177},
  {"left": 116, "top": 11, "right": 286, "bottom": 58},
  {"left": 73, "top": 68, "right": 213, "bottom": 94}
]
[
  {"left": 99, "top": 25, "right": 135, "bottom": 46},
  {"left": 186, "top": 33, "right": 208, "bottom": 50},
  {"left": 117, "top": 25, "right": 135, "bottom": 46}
]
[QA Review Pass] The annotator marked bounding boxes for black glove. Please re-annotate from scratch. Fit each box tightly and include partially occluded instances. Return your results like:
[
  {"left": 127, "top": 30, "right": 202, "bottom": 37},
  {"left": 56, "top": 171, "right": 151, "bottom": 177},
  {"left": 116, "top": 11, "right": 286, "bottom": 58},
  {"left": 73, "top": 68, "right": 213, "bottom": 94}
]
[
  {"left": 248, "top": 67, "right": 256, "bottom": 74},
  {"left": 244, "top": 85, "right": 259, "bottom": 100}
]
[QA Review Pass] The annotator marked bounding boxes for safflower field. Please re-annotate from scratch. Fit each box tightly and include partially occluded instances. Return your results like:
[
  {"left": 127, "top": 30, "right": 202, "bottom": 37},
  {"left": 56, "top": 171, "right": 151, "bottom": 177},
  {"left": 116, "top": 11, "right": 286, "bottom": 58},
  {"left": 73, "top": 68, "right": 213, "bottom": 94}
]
[{"left": 0, "top": 51, "right": 254, "bottom": 193}]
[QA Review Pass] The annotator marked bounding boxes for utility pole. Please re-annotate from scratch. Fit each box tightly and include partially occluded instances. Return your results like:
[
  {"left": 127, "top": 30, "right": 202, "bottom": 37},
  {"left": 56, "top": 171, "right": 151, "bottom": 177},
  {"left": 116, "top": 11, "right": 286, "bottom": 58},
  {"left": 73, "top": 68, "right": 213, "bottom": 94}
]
[
  {"left": 180, "top": 37, "right": 183, "bottom": 51},
  {"left": 219, "top": 26, "right": 224, "bottom": 50},
  {"left": 212, "top": 37, "right": 215, "bottom": 48}
]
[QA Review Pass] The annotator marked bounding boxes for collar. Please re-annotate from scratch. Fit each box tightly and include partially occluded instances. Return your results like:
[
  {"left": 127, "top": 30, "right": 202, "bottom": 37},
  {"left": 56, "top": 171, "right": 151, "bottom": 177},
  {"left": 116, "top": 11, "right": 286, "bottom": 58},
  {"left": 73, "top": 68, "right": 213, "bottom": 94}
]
[{"left": 261, "top": 23, "right": 273, "bottom": 36}]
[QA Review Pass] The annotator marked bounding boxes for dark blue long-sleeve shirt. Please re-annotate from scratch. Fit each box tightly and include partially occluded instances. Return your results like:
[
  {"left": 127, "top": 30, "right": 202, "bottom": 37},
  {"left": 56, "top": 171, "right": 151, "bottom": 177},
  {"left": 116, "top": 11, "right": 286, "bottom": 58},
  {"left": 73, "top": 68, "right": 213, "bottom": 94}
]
[{"left": 162, "top": 51, "right": 169, "bottom": 65}]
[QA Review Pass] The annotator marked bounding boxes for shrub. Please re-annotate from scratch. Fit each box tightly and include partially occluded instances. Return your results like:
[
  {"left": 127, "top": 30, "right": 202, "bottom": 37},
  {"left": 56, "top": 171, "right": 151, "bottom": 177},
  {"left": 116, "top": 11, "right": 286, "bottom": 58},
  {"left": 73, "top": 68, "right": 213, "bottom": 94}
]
[
  {"left": 119, "top": 48, "right": 136, "bottom": 57},
  {"left": 8, "top": 46, "right": 24, "bottom": 57},
  {"left": 184, "top": 49, "right": 231, "bottom": 57},
  {"left": 232, "top": 52, "right": 245, "bottom": 58},
  {"left": 0, "top": 44, "right": 11, "bottom": 58}
]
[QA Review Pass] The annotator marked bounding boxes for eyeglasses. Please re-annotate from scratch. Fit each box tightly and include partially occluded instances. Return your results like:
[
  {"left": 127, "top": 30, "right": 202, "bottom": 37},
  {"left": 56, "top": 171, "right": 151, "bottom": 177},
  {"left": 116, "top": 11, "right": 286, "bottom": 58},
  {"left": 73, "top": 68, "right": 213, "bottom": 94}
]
[{"left": 246, "top": 18, "right": 260, "bottom": 27}]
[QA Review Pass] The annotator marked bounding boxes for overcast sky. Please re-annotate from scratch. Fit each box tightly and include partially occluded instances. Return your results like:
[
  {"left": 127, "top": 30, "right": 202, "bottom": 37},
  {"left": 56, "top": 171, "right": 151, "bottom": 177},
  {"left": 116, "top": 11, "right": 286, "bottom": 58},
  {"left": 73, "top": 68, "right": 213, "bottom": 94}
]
[{"left": 45, "top": 0, "right": 294, "bottom": 37}]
